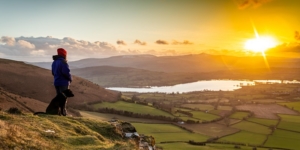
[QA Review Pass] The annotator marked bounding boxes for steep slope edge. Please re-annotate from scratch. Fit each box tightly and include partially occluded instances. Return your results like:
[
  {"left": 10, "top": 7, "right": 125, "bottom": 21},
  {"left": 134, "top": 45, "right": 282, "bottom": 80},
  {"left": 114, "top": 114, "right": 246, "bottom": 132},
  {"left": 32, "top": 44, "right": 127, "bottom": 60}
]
[{"left": 0, "top": 58, "right": 119, "bottom": 110}]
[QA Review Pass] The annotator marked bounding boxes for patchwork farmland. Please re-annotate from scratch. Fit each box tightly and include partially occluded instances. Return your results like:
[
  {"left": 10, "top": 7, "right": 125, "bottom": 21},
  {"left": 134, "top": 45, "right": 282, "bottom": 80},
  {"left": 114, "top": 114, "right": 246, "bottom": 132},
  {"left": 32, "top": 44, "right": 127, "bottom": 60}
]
[{"left": 80, "top": 83, "right": 300, "bottom": 149}]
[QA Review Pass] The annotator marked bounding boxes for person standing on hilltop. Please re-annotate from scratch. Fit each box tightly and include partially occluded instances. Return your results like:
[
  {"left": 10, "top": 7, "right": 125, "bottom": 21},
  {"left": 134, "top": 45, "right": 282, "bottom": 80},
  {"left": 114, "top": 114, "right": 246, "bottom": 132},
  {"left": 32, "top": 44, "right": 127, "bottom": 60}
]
[
  {"left": 51, "top": 48, "right": 72, "bottom": 116},
  {"left": 52, "top": 48, "right": 72, "bottom": 94}
]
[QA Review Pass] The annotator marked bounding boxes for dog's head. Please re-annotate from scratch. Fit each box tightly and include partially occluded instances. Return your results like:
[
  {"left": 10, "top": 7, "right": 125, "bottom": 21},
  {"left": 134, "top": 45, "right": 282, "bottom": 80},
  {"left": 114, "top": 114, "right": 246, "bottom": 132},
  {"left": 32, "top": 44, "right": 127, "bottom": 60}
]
[{"left": 62, "top": 89, "right": 75, "bottom": 97}]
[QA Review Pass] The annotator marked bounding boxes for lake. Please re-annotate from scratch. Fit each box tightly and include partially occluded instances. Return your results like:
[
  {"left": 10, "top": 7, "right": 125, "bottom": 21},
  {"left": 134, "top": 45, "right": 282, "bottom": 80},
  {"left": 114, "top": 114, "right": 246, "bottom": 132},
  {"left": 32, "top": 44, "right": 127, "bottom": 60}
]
[{"left": 107, "top": 80, "right": 300, "bottom": 93}]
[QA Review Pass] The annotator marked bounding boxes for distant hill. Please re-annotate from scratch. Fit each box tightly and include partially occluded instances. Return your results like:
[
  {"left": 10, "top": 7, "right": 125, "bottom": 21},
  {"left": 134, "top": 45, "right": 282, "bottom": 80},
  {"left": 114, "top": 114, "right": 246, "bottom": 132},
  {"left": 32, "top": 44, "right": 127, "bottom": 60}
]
[
  {"left": 31, "top": 54, "right": 300, "bottom": 73},
  {"left": 0, "top": 58, "right": 119, "bottom": 112},
  {"left": 28, "top": 54, "right": 300, "bottom": 87},
  {"left": 71, "top": 66, "right": 202, "bottom": 87},
  {"left": 71, "top": 65, "right": 300, "bottom": 87}
]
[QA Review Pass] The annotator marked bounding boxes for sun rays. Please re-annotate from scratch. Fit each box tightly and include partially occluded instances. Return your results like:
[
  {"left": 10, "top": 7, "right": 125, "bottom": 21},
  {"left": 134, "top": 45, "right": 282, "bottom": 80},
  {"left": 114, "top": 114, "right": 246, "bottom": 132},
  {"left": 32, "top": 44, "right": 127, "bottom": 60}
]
[{"left": 244, "top": 24, "right": 279, "bottom": 70}]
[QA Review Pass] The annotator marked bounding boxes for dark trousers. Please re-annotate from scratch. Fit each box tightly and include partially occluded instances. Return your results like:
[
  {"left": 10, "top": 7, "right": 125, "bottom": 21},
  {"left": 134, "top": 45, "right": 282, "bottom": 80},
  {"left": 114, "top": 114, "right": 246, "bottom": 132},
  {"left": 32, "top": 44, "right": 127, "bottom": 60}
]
[
  {"left": 54, "top": 85, "right": 69, "bottom": 116},
  {"left": 55, "top": 86, "right": 69, "bottom": 95}
]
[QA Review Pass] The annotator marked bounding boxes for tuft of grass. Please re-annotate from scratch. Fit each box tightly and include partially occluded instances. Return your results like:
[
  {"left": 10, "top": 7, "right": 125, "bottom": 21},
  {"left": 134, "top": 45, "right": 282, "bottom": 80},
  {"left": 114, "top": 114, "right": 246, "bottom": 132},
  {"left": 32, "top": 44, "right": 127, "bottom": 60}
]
[
  {"left": 66, "top": 136, "right": 100, "bottom": 146},
  {"left": 0, "top": 110, "right": 136, "bottom": 150},
  {"left": 7, "top": 107, "right": 22, "bottom": 115}
]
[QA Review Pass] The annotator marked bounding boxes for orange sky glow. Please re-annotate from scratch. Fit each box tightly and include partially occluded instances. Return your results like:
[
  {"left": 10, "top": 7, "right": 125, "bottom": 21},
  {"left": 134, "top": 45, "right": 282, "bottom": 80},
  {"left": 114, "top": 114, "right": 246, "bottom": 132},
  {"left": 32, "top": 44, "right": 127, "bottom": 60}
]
[{"left": 0, "top": 0, "right": 300, "bottom": 62}]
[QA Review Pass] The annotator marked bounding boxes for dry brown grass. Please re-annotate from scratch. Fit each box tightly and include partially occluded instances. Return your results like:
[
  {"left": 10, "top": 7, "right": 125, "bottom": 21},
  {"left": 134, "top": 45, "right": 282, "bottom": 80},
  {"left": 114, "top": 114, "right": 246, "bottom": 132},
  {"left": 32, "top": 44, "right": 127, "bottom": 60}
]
[{"left": 0, "top": 110, "right": 136, "bottom": 150}]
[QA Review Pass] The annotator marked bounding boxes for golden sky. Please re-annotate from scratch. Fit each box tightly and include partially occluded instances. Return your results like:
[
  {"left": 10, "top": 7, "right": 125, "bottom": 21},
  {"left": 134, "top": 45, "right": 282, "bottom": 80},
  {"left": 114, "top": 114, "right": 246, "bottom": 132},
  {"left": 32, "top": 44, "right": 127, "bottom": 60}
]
[{"left": 0, "top": 0, "right": 300, "bottom": 61}]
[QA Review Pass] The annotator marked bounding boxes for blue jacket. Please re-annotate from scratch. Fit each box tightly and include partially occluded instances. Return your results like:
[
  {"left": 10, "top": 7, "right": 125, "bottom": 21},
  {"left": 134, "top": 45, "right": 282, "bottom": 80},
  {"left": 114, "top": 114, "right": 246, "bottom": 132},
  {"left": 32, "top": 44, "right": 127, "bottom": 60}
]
[{"left": 52, "top": 55, "right": 72, "bottom": 86}]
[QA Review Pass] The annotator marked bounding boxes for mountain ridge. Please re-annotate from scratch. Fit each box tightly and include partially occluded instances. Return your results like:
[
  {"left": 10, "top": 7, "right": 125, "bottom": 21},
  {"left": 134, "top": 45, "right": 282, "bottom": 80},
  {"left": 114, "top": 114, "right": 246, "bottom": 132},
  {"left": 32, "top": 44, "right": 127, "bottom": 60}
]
[{"left": 30, "top": 53, "right": 300, "bottom": 73}]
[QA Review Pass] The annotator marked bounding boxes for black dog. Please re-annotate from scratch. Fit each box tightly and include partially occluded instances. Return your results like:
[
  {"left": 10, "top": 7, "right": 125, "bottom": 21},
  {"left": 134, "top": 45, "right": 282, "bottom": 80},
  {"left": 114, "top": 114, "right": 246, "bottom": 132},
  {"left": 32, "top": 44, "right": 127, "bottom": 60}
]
[{"left": 34, "top": 89, "right": 74, "bottom": 116}]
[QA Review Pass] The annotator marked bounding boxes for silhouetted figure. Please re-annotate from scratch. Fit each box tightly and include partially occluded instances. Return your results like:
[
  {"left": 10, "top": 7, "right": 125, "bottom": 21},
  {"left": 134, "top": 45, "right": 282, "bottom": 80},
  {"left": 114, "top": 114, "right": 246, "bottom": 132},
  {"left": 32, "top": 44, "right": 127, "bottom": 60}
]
[{"left": 51, "top": 48, "right": 73, "bottom": 115}]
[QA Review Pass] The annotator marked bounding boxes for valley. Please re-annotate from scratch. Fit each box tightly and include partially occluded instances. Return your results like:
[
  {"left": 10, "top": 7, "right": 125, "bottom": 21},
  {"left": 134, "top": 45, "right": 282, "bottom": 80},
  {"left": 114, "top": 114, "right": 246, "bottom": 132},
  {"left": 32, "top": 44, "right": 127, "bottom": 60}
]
[
  {"left": 1, "top": 56, "right": 300, "bottom": 149},
  {"left": 79, "top": 82, "right": 300, "bottom": 150}
]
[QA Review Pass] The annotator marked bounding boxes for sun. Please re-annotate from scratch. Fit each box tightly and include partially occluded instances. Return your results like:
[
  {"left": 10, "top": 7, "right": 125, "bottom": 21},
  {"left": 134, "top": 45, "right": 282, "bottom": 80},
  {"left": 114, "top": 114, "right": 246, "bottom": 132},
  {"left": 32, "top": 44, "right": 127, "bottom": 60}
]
[{"left": 244, "top": 36, "right": 277, "bottom": 52}]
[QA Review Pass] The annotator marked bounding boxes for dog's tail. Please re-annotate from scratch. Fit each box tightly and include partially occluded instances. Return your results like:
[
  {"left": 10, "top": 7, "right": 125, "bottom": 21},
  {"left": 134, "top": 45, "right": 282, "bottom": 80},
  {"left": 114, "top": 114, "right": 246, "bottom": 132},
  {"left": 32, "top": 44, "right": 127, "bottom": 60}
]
[{"left": 34, "top": 112, "right": 47, "bottom": 115}]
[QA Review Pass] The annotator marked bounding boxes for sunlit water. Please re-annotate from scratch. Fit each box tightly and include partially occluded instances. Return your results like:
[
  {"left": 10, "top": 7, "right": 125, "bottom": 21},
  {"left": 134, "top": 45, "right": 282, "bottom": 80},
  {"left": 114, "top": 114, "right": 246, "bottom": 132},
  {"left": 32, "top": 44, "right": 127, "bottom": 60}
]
[{"left": 106, "top": 80, "right": 300, "bottom": 93}]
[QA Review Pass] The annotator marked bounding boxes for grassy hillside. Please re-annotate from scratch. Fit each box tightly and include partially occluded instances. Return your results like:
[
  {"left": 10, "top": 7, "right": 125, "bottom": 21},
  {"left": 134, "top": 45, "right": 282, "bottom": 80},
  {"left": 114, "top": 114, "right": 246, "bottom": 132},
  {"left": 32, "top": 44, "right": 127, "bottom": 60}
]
[
  {"left": 0, "top": 88, "right": 48, "bottom": 113},
  {"left": 93, "top": 101, "right": 174, "bottom": 118},
  {"left": 0, "top": 110, "right": 136, "bottom": 150},
  {"left": 0, "top": 58, "right": 119, "bottom": 110}
]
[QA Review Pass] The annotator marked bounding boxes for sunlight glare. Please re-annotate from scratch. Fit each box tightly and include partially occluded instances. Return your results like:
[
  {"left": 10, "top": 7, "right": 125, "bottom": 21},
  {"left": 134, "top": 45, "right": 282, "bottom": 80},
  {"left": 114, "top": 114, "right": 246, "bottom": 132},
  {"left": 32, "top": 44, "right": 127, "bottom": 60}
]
[{"left": 244, "top": 36, "right": 277, "bottom": 52}]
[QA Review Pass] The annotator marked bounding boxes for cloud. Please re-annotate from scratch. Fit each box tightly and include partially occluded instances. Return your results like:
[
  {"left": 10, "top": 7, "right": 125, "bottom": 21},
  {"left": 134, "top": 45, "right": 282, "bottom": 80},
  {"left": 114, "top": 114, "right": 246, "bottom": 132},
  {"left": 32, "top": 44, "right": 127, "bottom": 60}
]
[
  {"left": 235, "top": 0, "right": 272, "bottom": 9},
  {"left": 134, "top": 40, "right": 146, "bottom": 45},
  {"left": 155, "top": 40, "right": 169, "bottom": 45},
  {"left": 172, "top": 40, "right": 193, "bottom": 45},
  {"left": 295, "top": 31, "right": 300, "bottom": 41},
  {"left": 258, "top": 42, "right": 300, "bottom": 58},
  {"left": 0, "top": 36, "right": 120, "bottom": 61},
  {"left": 116, "top": 40, "right": 126, "bottom": 45},
  {"left": 1, "top": 36, "right": 16, "bottom": 46},
  {"left": 0, "top": 36, "right": 36, "bottom": 56},
  {"left": 17, "top": 40, "right": 35, "bottom": 49}
]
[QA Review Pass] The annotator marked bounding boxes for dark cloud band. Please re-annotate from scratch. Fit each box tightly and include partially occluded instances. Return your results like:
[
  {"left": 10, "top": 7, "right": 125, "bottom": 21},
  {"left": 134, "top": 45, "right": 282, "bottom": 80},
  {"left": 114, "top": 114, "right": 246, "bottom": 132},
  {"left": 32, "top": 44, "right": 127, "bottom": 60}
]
[
  {"left": 134, "top": 40, "right": 146, "bottom": 45},
  {"left": 155, "top": 40, "right": 169, "bottom": 45},
  {"left": 116, "top": 40, "right": 126, "bottom": 45}
]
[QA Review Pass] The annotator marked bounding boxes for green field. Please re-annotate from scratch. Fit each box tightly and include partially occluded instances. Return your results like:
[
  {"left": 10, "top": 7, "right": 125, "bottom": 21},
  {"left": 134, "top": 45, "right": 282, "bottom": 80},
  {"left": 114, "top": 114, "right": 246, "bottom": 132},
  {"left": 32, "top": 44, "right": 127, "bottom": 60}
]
[
  {"left": 132, "top": 123, "right": 185, "bottom": 133},
  {"left": 247, "top": 117, "right": 278, "bottom": 126},
  {"left": 178, "top": 116, "right": 199, "bottom": 122},
  {"left": 278, "top": 114, "right": 300, "bottom": 123},
  {"left": 218, "top": 105, "right": 232, "bottom": 111},
  {"left": 279, "top": 101, "right": 300, "bottom": 112},
  {"left": 190, "top": 111, "right": 220, "bottom": 121},
  {"left": 218, "top": 131, "right": 266, "bottom": 145},
  {"left": 252, "top": 99, "right": 286, "bottom": 103},
  {"left": 173, "top": 107, "right": 192, "bottom": 112},
  {"left": 131, "top": 123, "right": 208, "bottom": 143},
  {"left": 277, "top": 121, "right": 300, "bottom": 132},
  {"left": 174, "top": 112, "right": 189, "bottom": 117},
  {"left": 181, "top": 104, "right": 214, "bottom": 110},
  {"left": 229, "top": 112, "right": 249, "bottom": 120},
  {"left": 79, "top": 111, "right": 169, "bottom": 123},
  {"left": 159, "top": 143, "right": 268, "bottom": 150},
  {"left": 93, "top": 101, "right": 174, "bottom": 117},
  {"left": 133, "top": 93, "right": 183, "bottom": 101},
  {"left": 231, "top": 121, "right": 271, "bottom": 134},
  {"left": 217, "top": 118, "right": 241, "bottom": 126},
  {"left": 180, "top": 123, "right": 239, "bottom": 137},
  {"left": 277, "top": 114, "right": 300, "bottom": 132},
  {"left": 150, "top": 132, "right": 208, "bottom": 143},
  {"left": 264, "top": 129, "right": 300, "bottom": 150},
  {"left": 208, "top": 110, "right": 222, "bottom": 115},
  {"left": 87, "top": 84, "right": 300, "bottom": 149}
]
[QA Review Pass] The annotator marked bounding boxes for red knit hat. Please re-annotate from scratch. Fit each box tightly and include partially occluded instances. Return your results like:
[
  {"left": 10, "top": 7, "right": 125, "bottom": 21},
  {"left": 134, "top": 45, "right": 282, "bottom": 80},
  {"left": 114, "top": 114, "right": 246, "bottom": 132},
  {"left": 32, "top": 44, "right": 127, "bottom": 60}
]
[{"left": 57, "top": 48, "right": 67, "bottom": 58}]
